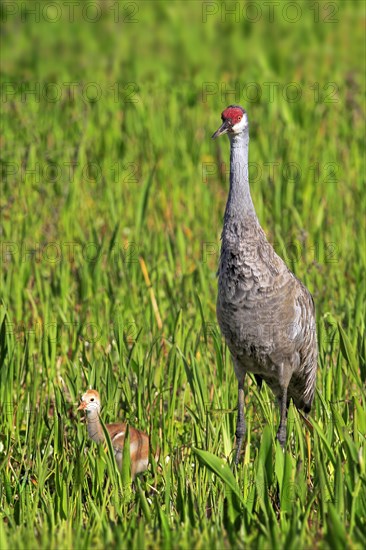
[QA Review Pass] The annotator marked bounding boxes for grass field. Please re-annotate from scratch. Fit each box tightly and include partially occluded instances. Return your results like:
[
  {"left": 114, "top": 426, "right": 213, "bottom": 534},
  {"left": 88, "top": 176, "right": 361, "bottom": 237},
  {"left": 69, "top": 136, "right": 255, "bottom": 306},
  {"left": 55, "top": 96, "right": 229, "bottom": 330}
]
[{"left": 1, "top": 1, "right": 365, "bottom": 548}]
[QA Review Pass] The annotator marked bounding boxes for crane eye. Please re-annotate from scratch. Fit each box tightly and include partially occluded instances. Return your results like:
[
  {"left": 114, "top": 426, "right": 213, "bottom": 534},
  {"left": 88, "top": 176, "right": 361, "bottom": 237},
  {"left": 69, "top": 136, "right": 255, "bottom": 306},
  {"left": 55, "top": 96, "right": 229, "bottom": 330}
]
[{"left": 237, "top": 116, "right": 242, "bottom": 121}]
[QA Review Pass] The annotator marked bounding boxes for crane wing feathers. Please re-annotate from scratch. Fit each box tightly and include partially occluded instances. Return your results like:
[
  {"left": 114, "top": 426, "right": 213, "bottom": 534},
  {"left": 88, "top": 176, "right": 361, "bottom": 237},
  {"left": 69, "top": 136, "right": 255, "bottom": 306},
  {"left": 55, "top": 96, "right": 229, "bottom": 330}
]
[{"left": 217, "top": 223, "right": 318, "bottom": 411}]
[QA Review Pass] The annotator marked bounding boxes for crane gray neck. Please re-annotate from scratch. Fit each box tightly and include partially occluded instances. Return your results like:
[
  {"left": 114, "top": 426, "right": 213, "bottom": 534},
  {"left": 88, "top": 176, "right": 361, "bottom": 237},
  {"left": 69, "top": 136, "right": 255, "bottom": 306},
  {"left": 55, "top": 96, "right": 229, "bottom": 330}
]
[
  {"left": 223, "top": 128, "right": 256, "bottom": 232},
  {"left": 86, "top": 408, "right": 104, "bottom": 443}
]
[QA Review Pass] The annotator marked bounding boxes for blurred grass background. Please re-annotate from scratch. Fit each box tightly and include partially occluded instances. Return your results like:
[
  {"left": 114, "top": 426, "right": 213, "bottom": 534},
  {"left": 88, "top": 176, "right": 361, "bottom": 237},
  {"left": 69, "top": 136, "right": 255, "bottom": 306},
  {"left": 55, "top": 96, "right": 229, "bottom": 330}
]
[{"left": 1, "top": 1, "right": 365, "bottom": 548}]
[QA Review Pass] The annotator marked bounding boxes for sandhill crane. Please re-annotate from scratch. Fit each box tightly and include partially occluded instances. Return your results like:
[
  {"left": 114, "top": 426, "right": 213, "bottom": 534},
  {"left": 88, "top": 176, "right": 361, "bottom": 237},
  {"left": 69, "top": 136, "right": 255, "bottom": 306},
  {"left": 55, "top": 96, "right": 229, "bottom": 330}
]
[
  {"left": 212, "top": 105, "right": 318, "bottom": 464},
  {"left": 77, "top": 389, "right": 149, "bottom": 478}
]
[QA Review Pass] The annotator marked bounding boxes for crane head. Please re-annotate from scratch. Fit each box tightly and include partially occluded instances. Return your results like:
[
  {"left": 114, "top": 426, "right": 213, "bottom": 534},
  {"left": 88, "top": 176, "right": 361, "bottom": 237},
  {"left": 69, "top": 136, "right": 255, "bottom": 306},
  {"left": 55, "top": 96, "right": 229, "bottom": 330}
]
[
  {"left": 212, "top": 105, "right": 248, "bottom": 138},
  {"left": 77, "top": 389, "right": 101, "bottom": 413}
]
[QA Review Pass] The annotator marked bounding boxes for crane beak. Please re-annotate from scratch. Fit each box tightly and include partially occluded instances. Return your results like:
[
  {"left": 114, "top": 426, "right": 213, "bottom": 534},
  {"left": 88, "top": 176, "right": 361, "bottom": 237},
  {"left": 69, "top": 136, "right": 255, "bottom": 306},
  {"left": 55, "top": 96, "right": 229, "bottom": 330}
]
[
  {"left": 212, "top": 119, "right": 231, "bottom": 139},
  {"left": 77, "top": 401, "right": 87, "bottom": 411}
]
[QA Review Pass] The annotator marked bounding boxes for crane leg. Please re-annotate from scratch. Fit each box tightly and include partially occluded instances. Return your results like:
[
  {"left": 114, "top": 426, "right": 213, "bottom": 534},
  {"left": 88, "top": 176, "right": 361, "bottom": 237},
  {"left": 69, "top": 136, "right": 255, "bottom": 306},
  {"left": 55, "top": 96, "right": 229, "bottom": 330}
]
[
  {"left": 277, "top": 387, "right": 288, "bottom": 449},
  {"left": 234, "top": 378, "right": 246, "bottom": 465}
]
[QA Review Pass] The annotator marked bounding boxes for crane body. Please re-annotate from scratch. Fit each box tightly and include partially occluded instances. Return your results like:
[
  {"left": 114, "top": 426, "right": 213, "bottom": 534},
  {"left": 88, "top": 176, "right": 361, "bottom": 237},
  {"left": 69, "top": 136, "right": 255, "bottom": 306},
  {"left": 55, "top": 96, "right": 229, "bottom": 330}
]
[{"left": 212, "top": 105, "right": 318, "bottom": 463}]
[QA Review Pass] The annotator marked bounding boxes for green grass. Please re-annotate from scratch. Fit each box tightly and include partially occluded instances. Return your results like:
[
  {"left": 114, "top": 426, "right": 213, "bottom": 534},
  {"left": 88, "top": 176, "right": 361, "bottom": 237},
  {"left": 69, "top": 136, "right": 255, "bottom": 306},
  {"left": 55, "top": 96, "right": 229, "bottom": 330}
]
[{"left": 1, "top": 0, "right": 365, "bottom": 548}]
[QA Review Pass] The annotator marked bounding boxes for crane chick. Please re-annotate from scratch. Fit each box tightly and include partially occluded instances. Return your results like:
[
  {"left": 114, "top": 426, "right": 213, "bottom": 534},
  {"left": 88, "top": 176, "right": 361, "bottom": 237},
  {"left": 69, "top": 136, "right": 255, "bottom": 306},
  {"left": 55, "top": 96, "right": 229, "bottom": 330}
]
[{"left": 77, "top": 389, "right": 149, "bottom": 478}]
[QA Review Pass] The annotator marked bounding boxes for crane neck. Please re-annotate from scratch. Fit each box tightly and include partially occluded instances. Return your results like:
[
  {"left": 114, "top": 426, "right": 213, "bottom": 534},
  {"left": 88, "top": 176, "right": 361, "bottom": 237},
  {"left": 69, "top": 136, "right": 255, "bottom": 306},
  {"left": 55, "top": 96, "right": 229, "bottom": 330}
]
[
  {"left": 86, "top": 408, "right": 104, "bottom": 443},
  {"left": 223, "top": 128, "right": 256, "bottom": 233}
]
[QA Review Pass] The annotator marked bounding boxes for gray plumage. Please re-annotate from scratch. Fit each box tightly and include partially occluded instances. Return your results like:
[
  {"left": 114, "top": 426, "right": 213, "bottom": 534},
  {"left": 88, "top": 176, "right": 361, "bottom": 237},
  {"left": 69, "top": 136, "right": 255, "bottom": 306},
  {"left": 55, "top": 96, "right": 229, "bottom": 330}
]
[{"left": 212, "top": 105, "right": 318, "bottom": 463}]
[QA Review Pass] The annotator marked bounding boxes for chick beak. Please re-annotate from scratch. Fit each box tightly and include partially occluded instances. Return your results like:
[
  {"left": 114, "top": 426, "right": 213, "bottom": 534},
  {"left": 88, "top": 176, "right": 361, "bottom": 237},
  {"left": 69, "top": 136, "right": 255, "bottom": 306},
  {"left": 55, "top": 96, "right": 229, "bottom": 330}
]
[
  {"left": 77, "top": 400, "right": 87, "bottom": 411},
  {"left": 212, "top": 119, "right": 231, "bottom": 139}
]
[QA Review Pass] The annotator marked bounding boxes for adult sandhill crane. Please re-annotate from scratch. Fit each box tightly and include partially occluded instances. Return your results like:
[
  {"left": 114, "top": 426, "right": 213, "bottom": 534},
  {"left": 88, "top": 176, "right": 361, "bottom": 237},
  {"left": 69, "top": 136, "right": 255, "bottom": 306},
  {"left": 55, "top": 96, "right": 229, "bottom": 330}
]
[
  {"left": 212, "top": 105, "right": 318, "bottom": 464},
  {"left": 77, "top": 389, "right": 149, "bottom": 478}
]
